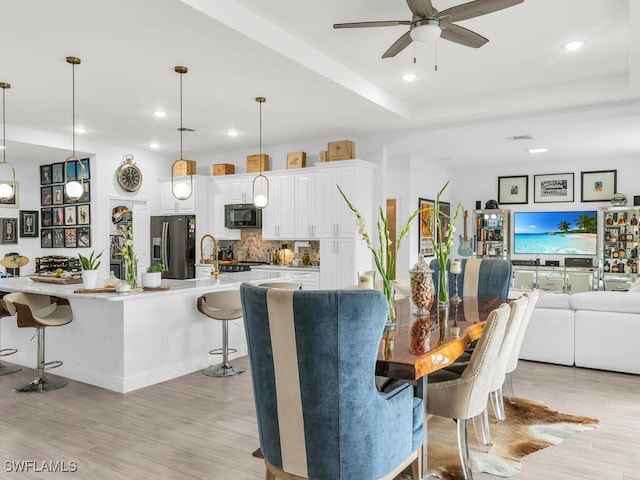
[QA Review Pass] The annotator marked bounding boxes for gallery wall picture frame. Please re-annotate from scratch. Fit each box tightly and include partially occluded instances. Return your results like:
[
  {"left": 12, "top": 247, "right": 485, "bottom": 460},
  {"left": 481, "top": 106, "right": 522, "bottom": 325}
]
[
  {"left": 41, "top": 229, "right": 52, "bottom": 248},
  {"left": 1, "top": 218, "right": 18, "bottom": 244},
  {"left": 40, "top": 165, "right": 52, "bottom": 185},
  {"left": 635, "top": 195, "right": 640, "bottom": 206},
  {"left": 19, "top": 210, "right": 39, "bottom": 237},
  {"left": 498, "top": 175, "right": 528, "bottom": 204},
  {"left": 52, "top": 207, "right": 64, "bottom": 226},
  {"left": 581, "top": 169, "right": 617, "bottom": 202},
  {"left": 41, "top": 208, "right": 52, "bottom": 228},
  {"left": 80, "top": 158, "right": 90, "bottom": 180},
  {"left": 77, "top": 226, "right": 91, "bottom": 248},
  {"left": 418, "top": 198, "right": 436, "bottom": 256},
  {"left": 65, "top": 161, "right": 77, "bottom": 182},
  {"left": 52, "top": 228, "right": 65, "bottom": 248},
  {"left": 51, "top": 163, "right": 64, "bottom": 183},
  {"left": 77, "top": 204, "right": 90, "bottom": 225},
  {"left": 52, "top": 185, "right": 64, "bottom": 205},
  {"left": 41, "top": 186, "right": 52, "bottom": 206},
  {"left": 64, "top": 227, "right": 77, "bottom": 248},
  {"left": 65, "top": 206, "right": 76, "bottom": 225},
  {"left": 534, "top": 173, "right": 574, "bottom": 203}
]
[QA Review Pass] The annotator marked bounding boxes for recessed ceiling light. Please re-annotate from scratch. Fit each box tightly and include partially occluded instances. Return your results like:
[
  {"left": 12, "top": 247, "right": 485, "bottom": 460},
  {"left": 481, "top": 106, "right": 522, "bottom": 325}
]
[
  {"left": 74, "top": 127, "right": 87, "bottom": 134},
  {"left": 149, "top": 143, "right": 160, "bottom": 149},
  {"left": 563, "top": 40, "right": 584, "bottom": 51},
  {"left": 227, "top": 129, "right": 239, "bottom": 137},
  {"left": 527, "top": 147, "right": 548, "bottom": 154},
  {"left": 152, "top": 111, "right": 167, "bottom": 118},
  {"left": 402, "top": 73, "right": 417, "bottom": 82}
]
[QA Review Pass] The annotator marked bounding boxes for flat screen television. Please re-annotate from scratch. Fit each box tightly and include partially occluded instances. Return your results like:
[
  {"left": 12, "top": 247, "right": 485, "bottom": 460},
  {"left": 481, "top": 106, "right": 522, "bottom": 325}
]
[{"left": 513, "top": 210, "right": 597, "bottom": 255}]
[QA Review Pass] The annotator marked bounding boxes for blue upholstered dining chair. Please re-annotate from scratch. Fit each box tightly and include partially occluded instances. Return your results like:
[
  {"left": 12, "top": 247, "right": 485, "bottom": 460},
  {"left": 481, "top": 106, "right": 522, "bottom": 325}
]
[
  {"left": 430, "top": 258, "right": 512, "bottom": 299},
  {"left": 240, "top": 283, "right": 424, "bottom": 480}
]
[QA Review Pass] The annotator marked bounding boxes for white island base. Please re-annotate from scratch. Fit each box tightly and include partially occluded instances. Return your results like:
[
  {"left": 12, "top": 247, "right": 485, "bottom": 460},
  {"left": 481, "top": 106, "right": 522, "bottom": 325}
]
[{"left": 0, "top": 271, "right": 288, "bottom": 393}]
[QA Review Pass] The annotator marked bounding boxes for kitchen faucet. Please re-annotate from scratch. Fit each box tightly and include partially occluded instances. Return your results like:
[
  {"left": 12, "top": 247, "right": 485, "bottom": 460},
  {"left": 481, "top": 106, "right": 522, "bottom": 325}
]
[{"left": 200, "top": 234, "right": 220, "bottom": 279}]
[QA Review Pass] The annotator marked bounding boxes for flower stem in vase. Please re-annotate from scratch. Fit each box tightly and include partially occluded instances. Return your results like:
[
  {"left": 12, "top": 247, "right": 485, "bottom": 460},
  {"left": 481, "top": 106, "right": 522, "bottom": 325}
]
[{"left": 438, "top": 267, "right": 449, "bottom": 342}]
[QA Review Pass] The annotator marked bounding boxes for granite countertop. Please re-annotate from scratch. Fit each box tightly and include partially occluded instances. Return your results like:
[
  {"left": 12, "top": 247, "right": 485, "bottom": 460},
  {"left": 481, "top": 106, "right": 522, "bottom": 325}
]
[{"left": 0, "top": 270, "right": 290, "bottom": 302}]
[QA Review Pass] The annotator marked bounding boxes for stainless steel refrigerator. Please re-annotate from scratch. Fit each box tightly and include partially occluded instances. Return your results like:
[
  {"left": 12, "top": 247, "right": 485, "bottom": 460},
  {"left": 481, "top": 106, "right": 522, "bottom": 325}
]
[{"left": 150, "top": 215, "right": 196, "bottom": 279}]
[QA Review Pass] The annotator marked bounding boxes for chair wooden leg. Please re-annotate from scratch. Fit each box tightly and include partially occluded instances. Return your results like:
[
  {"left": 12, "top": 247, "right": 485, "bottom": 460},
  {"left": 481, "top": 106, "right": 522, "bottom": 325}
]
[
  {"left": 265, "top": 465, "right": 276, "bottom": 480},
  {"left": 456, "top": 418, "right": 474, "bottom": 480},
  {"left": 411, "top": 446, "right": 423, "bottom": 479}
]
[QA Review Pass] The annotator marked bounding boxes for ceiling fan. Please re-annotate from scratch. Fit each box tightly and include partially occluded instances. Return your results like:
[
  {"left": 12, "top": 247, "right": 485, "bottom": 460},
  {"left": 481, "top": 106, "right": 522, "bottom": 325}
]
[{"left": 333, "top": 0, "right": 524, "bottom": 58}]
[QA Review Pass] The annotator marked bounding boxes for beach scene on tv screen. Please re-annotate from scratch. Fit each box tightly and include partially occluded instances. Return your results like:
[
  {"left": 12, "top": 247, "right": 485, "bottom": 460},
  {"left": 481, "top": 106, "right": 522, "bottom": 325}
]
[{"left": 514, "top": 210, "right": 597, "bottom": 255}]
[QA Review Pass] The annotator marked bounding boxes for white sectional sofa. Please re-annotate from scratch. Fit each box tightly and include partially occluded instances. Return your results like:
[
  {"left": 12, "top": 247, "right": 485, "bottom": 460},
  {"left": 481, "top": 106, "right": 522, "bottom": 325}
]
[{"left": 518, "top": 289, "right": 640, "bottom": 375}]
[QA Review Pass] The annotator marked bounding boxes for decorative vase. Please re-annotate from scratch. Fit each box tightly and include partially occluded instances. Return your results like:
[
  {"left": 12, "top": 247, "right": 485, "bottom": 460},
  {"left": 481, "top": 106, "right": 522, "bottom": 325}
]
[
  {"left": 409, "top": 256, "right": 434, "bottom": 316},
  {"left": 126, "top": 259, "right": 138, "bottom": 288},
  {"left": 438, "top": 267, "right": 450, "bottom": 341},
  {"left": 141, "top": 271, "right": 161, "bottom": 288},
  {"left": 82, "top": 269, "right": 98, "bottom": 290}
]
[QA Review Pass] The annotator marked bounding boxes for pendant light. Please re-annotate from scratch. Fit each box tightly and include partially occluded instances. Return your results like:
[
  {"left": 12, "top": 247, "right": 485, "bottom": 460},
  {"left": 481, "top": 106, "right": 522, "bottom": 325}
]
[
  {"left": 64, "top": 56, "right": 86, "bottom": 201},
  {"left": 252, "top": 96, "right": 269, "bottom": 209},
  {"left": 172, "top": 66, "right": 195, "bottom": 200},
  {"left": 0, "top": 82, "right": 16, "bottom": 200}
]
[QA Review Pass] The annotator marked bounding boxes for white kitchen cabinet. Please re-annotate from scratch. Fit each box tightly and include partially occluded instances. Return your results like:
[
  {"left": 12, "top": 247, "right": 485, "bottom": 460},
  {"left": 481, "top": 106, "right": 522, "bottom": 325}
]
[
  {"left": 320, "top": 238, "right": 359, "bottom": 289},
  {"left": 209, "top": 178, "right": 241, "bottom": 240},
  {"left": 262, "top": 174, "right": 295, "bottom": 240},
  {"left": 228, "top": 177, "right": 254, "bottom": 204},
  {"left": 250, "top": 266, "right": 320, "bottom": 290},
  {"left": 294, "top": 171, "right": 322, "bottom": 239}
]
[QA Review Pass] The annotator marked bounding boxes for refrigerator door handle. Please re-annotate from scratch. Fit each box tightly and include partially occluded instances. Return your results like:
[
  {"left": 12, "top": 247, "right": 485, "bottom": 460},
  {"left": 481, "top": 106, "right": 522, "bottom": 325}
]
[{"left": 161, "top": 221, "right": 169, "bottom": 268}]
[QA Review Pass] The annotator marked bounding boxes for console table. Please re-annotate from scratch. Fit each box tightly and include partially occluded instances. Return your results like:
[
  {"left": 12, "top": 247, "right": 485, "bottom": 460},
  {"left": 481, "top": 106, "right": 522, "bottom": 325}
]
[{"left": 511, "top": 265, "right": 599, "bottom": 293}]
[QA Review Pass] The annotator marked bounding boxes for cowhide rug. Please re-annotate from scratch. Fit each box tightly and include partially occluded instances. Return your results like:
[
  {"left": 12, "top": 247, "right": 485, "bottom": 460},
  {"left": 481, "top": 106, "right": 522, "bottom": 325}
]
[{"left": 398, "top": 397, "right": 599, "bottom": 480}]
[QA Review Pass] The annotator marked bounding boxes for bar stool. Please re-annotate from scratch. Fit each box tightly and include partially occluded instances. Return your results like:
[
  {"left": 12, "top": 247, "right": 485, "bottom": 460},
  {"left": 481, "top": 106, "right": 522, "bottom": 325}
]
[
  {"left": 3, "top": 292, "right": 72, "bottom": 393},
  {"left": 197, "top": 290, "right": 246, "bottom": 377},
  {"left": 0, "top": 293, "right": 21, "bottom": 376}
]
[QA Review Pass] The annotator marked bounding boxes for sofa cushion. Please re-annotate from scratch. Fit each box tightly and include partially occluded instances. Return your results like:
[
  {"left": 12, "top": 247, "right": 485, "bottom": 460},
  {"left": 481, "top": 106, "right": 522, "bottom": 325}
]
[
  {"left": 536, "top": 292, "right": 571, "bottom": 309},
  {"left": 570, "top": 291, "right": 640, "bottom": 314}
]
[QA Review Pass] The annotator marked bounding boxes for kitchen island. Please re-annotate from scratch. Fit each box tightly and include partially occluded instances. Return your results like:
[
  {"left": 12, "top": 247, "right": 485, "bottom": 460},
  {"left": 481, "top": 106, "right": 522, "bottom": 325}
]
[{"left": 0, "top": 270, "right": 288, "bottom": 393}]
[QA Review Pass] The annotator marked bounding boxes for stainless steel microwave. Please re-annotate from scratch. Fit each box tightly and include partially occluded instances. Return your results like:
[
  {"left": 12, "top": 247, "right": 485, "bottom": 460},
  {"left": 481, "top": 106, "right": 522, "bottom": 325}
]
[{"left": 224, "top": 203, "right": 262, "bottom": 228}]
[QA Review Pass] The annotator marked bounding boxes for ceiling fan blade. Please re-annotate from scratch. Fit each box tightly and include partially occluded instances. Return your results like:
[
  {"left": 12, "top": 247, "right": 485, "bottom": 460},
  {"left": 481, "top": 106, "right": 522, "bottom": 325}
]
[
  {"left": 406, "top": 0, "right": 435, "bottom": 18},
  {"left": 382, "top": 31, "right": 413, "bottom": 58},
  {"left": 440, "top": 23, "right": 488, "bottom": 48},
  {"left": 334, "top": 20, "right": 410, "bottom": 29},
  {"left": 440, "top": 0, "right": 523, "bottom": 23}
]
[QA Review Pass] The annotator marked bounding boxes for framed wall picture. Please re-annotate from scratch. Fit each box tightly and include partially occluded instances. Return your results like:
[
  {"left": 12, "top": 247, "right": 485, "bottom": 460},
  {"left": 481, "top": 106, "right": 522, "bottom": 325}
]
[
  {"left": 65, "top": 160, "right": 77, "bottom": 182},
  {"left": 498, "top": 175, "right": 528, "bottom": 204},
  {"left": 80, "top": 158, "right": 90, "bottom": 180},
  {"left": 40, "top": 165, "right": 52, "bottom": 185},
  {"left": 65, "top": 206, "right": 76, "bottom": 225},
  {"left": 52, "top": 207, "right": 64, "bottom": 226},
  {"left": 77, "top": 204, "right": 90, "bottom": 225},
  {"left": 52, "top": 228, "right": 65, "bottom": 248},
  {"left": 581, "top": 170, "right": 617, "bottom": 202},
  {"left": 41, "top": 208, "right": 52, "bottom": 228},
  {"left": 418, "top": 198, "right": 435, "bottom": 256},
  {"left": 64, "top": 227, "right": 77, "bottom": 248},
  {"left": 41, "top": 229, "right": 53, "bottom": 248},
  {"left": 439, "top": 201, "right": 450, "bottom": 243},
  {"left": 534, "top": 173, "right": 574, "bottom": 203},
  {"left": 52, "top": 185, "right": 64, "bottom": 205},
  {"left": 77, "top": 226, "right": 91, "bottom": 247},
  {"left": 19, "top": 210, "right": 38, "bottom": 237},
  {"left": 0, "top": 181, "right": 18, "bottom": 208},
  {"left": 51, "top": 163, "right": 64, "bottom": 183},
  {"left": 1, "top": 218, "right": 18, "bottom": 244},
  {"left": 41, "top": 186, "right": 52, "bottom": 206}
]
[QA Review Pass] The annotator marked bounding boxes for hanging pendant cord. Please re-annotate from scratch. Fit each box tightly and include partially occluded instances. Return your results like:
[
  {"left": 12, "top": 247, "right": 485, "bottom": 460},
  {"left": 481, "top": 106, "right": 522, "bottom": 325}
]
[
  {"left": 2, "top": 87, "right": 5, "bottom": 164},
  {"left": 72, "top": 61, "right": 76, "bottom": 156},
  {"left": 259, "top": 100, "right": 262, "bottom": 176},
  {"left": 179, "top": 71, "right": 183, "bottom": 160}
]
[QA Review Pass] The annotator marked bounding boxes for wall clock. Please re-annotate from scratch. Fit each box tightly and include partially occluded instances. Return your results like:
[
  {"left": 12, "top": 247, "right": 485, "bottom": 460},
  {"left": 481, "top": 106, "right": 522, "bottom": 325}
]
[{"left": 116, "top": 154, "right": 142, "bottom": 192}]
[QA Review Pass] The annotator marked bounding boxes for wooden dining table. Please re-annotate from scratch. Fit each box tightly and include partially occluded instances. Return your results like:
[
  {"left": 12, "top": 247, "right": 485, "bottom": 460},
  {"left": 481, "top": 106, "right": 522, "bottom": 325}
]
[{"left": 375, "top": 296, "right": 506, "bottom": 480}]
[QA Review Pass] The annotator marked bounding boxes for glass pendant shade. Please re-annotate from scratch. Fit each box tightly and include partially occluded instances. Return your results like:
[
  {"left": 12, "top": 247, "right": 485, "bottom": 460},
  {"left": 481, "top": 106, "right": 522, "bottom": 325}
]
[
  {"left": 172, "top": 180, "right": 192, "bottom": 200},
  {"left": 410, "top": 21, "right": 441, "bottom": 42},
  {"left": 0, "top": 181, "right": 13, "bottom": 200}
]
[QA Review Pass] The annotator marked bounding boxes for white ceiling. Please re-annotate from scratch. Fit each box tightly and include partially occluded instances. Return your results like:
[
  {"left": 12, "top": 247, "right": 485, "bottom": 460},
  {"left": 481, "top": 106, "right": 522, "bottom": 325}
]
[{"left": 1, "top": 0, "right": 638, "bottom": 166}]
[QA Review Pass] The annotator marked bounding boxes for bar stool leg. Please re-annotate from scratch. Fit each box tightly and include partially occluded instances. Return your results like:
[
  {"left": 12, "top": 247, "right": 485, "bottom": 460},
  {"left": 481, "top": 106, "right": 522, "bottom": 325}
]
[
  {"left": 204, "top": 320, "right": 246, "bottom": 377},
  {"left": 13, "top": 327, "right": 67, "bottom": 393},
  {"left": 0, "top": 327, "right": 22, "bottom": 375}
]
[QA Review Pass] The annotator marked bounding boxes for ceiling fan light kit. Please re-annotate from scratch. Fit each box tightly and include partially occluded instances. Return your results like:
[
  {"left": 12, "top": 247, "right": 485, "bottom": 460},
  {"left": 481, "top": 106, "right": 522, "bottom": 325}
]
[{"left": 334, "top": 0, "right": 524, "bottom": 58}]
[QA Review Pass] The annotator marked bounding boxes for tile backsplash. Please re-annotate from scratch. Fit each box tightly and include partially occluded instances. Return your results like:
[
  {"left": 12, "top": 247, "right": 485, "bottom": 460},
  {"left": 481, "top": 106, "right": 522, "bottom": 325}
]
[{"left": 219, "top": 229, "right": 320, "bottom": 266}]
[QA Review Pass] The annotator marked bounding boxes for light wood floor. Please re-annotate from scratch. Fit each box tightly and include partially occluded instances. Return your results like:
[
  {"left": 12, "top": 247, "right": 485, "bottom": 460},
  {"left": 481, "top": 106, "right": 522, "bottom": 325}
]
[{"left": 0, "top": 358, "right": 638, "bottom": 480}]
